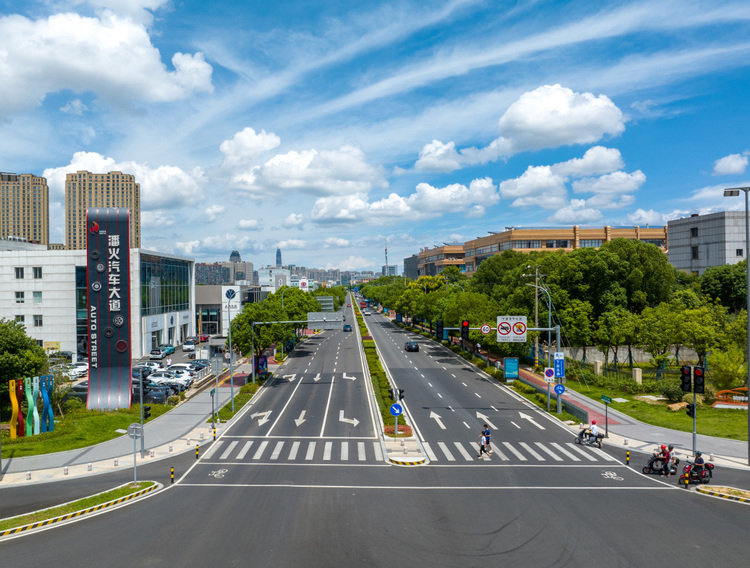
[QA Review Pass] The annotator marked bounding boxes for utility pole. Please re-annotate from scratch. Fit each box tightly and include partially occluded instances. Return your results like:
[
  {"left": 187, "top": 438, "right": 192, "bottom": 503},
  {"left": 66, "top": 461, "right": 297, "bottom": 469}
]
[{"left": 523, "top": 265, "right": 544, "bottom": 367}]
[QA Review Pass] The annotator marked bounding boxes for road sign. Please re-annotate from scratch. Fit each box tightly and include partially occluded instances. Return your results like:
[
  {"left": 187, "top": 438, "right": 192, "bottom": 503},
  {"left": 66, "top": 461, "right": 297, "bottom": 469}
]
[
  {"left": 601, "top": 395, "right": 612, "bottom": 404},
  {"left": 554, "top": 351, "right": 565, "bottom": 378},
  {"left": 497, "top": 316, "right": 527, "bottom": 342},
  {"left": 543, "top": 367, "right": 555, "bottom": 383},
  {"left": 554, "top": 384, "right": 565, "bottom": 395},
  {"left": 480, "top": 324, "right": 491, "bottom": 335},
  {"left": 504, "top": 357, "right": 519, "bottom": 379},
  {"left": 127, "top": 423, "right": 143, "bottom": 439},
  {"left": 390, "top": 403, "right": 403, "bottom": 416}
]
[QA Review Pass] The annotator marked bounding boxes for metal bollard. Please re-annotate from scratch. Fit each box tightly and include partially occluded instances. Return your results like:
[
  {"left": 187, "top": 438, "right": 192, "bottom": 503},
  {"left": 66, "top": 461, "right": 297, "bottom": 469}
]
[
  {"left": 196, "top": 444, "right": 199, "bottom": 459},
  {"left": 187, "top": 438, "right": 191, "bottom": 446},
  {"left": 149, "top": 450, "right": 155, "bottom": 458},
  {"left": 213, "top": 428, "right": 216, "bottom": 441},
  {"left": 171, "top": 467, "right": 174, "bottom": 484},
  {"left": 114, "top": 458, "right": 119, "bottom": 466},
  {"left": 685, "top": 474, "right": 689, "bottom": 489},
  {"left": 87, "top": 463, "right": 93, "bottom": 471},
  {"left": 624, "top": 438, "right": 629, "bottom": 446},
  {"left": 169, "top": 444, "right": 173, "bottom": 452},
  {"left": 64, "top": 466, "right": 69, "bottom": 475},
  {"left": 200, "top": 431, "right": 204, "bottom": 440},
  {"left": 26, "top": 471, "right": 31, "bottom": 480},
  {"left": 626, "top": 451, "right": 629, "bottom": 466}
]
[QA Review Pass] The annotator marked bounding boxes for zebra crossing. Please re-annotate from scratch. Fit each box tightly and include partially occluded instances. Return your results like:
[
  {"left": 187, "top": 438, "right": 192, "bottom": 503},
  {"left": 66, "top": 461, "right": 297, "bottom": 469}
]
[
  {"left": 423, "top": 440, "right": 619, "bottom": 464},
  {"left": 202, "top": 438, "right": 385, "bottom": 464}
]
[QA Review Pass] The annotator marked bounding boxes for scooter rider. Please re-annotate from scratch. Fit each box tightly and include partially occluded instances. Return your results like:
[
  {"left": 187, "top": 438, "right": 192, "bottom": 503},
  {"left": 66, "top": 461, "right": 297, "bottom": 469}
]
[
  {"left": 588, "top": 420, "right": 598, "bottom": 442},
  {"left": 693, "top": 451, "right": 705, "bottom": 474},
  {"left": 658, "top": 444, "right": 671, "bottom": 476}
]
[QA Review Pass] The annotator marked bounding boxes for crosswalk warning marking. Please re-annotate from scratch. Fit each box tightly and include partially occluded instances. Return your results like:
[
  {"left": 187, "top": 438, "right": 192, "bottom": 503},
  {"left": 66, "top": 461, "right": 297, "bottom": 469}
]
[
  {"left": 438, "top": 441, "right": 456, "bottom": 461},
  {"left": 423, "top": 442, "right": 438, "bottom": 461},
  {"left": 253, "top": 440, "right": 269, "bottom": 460},
  {"left": 534, "top": 442, "right": 563, "bottom": 461},
  {"left": 566, "top": 443, "right": 598, "bottom": 462},
  {"left": 270, "top": 441, "right": 285, "bottom": 460},
  {"left": 502, "top": 442, "right": 527, "bottom": 461},
  {"left": 323, "top": 441, "right": 333, "bottom": 461},
  {"left": 453, "top": 441, "right": 475, "bottom": 461},
  {"left": 203, "top": 440, "right": 224, "bottom": 460},
  {"left": 518, "top": 442, "right": 545, "bottom": 461},
  {"left": 358, "top": 442, "right": 367, "bottom": 461},
  {"left": 341, "top": 441, "right": 349, "bottom": 461},
  {"left": 550, "top": 442, "right": 580, "bottom": 461},
  {"left": 236, "top": 441, "right": 253, "bottom": 460},
  {"left": 220, "top": 440, "right": 239, "bottom": 460},
  {"left": 288, "top": 440, "right": 300, "bottom": 460},
  {"left": 305, "top": 441, "right": 317, "bottom": 460}
]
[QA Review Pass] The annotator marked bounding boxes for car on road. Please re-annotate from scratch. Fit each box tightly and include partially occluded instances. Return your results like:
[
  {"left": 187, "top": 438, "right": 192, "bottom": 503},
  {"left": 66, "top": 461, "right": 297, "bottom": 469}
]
[
  {"left": 159, "top": 344, "right": 176, "bottom": 355},
  {"left": 182, "top": 340, "right": 196, "bottom": 352},
  {"left": 199, "top": 333, "right": 210, "bottom": 342},
  {"left": 343, "top": 324, "right": 352, "bottom": 332},
  {"left": 70, "top": 361, "right": 89, "bottom": 377},
  {"left": 405, "top": 341, "right": 419, "bottom": 352},
  {"left": 149, "top": 348, "right": 166, "bottom": 360},
  {"left": 148, "top": 371, "right": 187, "bottom": 393},
  {"left": 347, "top": 303, "right": 351, "bottom": 307},
  {"left": 362, "top": 310, "right": 370, "bottom": 315}
]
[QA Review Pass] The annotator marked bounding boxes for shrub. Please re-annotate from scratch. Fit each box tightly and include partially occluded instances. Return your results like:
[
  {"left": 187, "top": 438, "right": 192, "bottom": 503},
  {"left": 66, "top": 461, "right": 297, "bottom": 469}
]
[
  {"left": 63, "top": 398, "right": 85, "bottom": 413},
  {"left": 167, "top": 395, "right": 180, "bottom": 406},
  {"left": 476, "top": 360, "right": 488, "bottom": 370},
  {"left": 660, "top": 379, "right": 684, "bottom": 402}
]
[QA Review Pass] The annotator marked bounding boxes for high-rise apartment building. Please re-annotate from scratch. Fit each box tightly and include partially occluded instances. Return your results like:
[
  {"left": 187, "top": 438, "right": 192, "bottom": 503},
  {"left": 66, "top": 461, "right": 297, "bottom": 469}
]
[
  {"left": 65, "top": 171, "right": 141, "bottom": 249},
  {"left": 0, "top": 172, "right": 49, "bottom": 245}
]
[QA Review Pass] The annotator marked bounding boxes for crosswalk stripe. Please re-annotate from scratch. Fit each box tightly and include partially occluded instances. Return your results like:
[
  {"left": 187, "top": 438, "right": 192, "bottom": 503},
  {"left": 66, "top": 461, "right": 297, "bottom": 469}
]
[
  {"left": 589, "top": 446, "right": 618, "bottom": 462},
  {"left": 423, "top": 442, "right": 438, "bottom": 461},
  {"left": 372, "top": 441, "right": 383, "bottom": 462},
  {"left": 534, "top": 442, "right": 563, "bottom": 461},
  {"left": 550, "top": 442, "right": 580, "bottom": 461},
  {"left": 305, "top": 441, "right": 317, "bottom": 460},
  {"left": 492, "top": 446, "right": 510, "bottom": 461},
  {"left": 502, "top": 442, "right": 527, "bottom": 461},
  {"left": 288, "top": 441, "right": 300, "bottom": 460},
  {"left": 252, "top": 440, "right": 269, "bottom": 460},
  {"left": 270, "top": 441, "right": 285, "bottom": 460},
  {"left": 341, "top": 441, "right": 349, "bottom": 461},
  {"left": 438, "top": 441, "right": 456, "bottom": 461},
  {"left": 519, "top": 442, "right": 545, "bottom": 461},
  {"left": 453, "top": 441, "right": 475, "bottom": 461},
  {"left": 202, "top": 440, "right": 223, "bottom": 459},
  {"left": 219, "top": 440, "right": 239, "bottom": 460},
  {"left": 358, "top": 442, "right": 366, "bottom": 461},
  {"left": 236, "top": 441, "right": 253, "bottom": 460},
  {"left": 323, "top": 441, "right": 333, "bottom": 461},
  {"left": 566, "top": 443, "right": 598, "bottom": 461}
]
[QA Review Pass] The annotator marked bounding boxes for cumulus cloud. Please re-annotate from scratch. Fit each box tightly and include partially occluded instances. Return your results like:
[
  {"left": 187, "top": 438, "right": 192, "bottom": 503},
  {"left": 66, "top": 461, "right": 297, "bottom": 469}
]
[
  {"left": 43, "top": 151, "right": 206, "bottom": 209},
  {"left": 310, "top": 194, "right": 370, "bottom": 222},
  {"left": 0, "top": 11, "right": 213, "bottom": 118},
  {"left": 326, "top": 256, "right": 373, "bottom": 271},
  {"left": 237, "top": 218, "right": 263, "bottom": 230},
  {"left": 499, "top": 166, "right": 568, "bottom": 209},
  {"left": 551, "top": 146, "right": 624, "bottom": 178},
  {"left": 282, "top": 213, "right": 304, "bottom": 229},
  {"left": 713, "top": 153, "right": 749, "bottom": 175},
  {"left": 323, "top": 237, "right": 350, "bottom": 247},
  {"left": 547, "top": 200, "right": 603, "bottom": 224},
  {"left": 627, "top": 208, "right": 669, "bottom": 226},
  {"left": 220, "top": 127, "right": 281, "bottom": 169},
  {"left": 205, "top": 204, "right": 225, "bottom": 221},
  {"left": 415, "top": 85, "right": 625, "bottom": 172},
  {"left": 572, "top": 170, "right": 646, "bottom": 194},
  {"left": 60, "top": 99, "right": 88, "bottom": 115},
  {"left": 277, "top": 239, "right": 307, "bottom": 249}
]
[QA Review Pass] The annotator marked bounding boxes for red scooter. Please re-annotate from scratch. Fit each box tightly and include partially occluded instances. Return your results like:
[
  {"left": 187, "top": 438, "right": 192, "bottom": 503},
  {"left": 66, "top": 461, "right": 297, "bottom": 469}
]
[{"left": 678, "top": 459, "right": 714, "bottom": 485}]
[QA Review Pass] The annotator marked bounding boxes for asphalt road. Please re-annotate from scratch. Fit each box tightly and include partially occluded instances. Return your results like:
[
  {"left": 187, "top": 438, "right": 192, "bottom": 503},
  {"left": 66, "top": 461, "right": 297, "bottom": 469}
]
[{"left": 2, "top": 298, "right": 749, "bottom": 565}]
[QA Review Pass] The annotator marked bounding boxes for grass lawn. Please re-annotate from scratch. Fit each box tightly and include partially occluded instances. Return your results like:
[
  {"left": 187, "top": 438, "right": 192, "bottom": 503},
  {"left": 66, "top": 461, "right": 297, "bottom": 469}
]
[
  {"left": 1, "top": 404, "right": 170, "bottom": 459},
  {"left": 565, "top": 378, "right": 749, "bottom": 441}
]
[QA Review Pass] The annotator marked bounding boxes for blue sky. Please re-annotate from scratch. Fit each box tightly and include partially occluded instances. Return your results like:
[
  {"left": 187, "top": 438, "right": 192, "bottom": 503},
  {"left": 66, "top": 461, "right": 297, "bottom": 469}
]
[{"left": 2, "top": 0, "right": 750, "bottom": 272}]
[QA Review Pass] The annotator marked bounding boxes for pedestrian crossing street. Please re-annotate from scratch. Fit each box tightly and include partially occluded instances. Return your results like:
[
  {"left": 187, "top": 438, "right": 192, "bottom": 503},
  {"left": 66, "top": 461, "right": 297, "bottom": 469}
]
[
  {"left": 202, "top": 438, "right": 385, "bottom": 464},
  {"left": 423, "top": 440, "right": 618, "bottom": 464}
]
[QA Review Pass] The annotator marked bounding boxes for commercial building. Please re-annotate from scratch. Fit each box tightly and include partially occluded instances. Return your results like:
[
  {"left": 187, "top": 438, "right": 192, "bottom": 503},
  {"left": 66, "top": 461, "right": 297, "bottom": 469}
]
[
  {"left": 195, "top": 285, "right": 268, "bottom": 336},
  {"left": 65, "top": 170, "right": 141, "bottom": 249},
  {"left": 257, "top": 267, "right": 291, "bottom": 292},
  {"left": 1, "top": 247, "right": 195, "bottom": 360},
  {"left": 403, "top": 254, "right": 419, "bottom": 280},
  {"left": 0, "top": 172, "right": 49, "bottom": 245},
  {"left": 417, "top": 243, "right": 465, "bottom": 276},
  {"left": 667, "top": 211, "right": 746, "bottom": 276},
  {"left": 381, "top": 264, "right": 398, "bottom": 276}
]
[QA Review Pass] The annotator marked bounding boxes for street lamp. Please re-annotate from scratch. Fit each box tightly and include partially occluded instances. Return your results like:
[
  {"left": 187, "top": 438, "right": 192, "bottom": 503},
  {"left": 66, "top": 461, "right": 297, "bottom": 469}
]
[
  {"left": 723, "top": 186, "right": 750, "bottom": 467},
  {"left": 280, "top": 287, "right": 289, "bottom": 360}
]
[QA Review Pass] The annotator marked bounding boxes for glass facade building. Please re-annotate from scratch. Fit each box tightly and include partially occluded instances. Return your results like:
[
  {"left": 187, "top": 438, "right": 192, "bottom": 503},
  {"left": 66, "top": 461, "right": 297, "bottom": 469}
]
[{"left": 140, "top": 254, "right": 191, "bottom": 317}]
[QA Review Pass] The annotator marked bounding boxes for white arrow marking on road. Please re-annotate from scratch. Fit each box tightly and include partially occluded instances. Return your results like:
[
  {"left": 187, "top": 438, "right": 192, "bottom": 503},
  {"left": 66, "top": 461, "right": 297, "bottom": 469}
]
[
  {"left": 338, "top": 410, "right": 359, "bottom": 427},
  {"left": 343, "top": 373, "right": 357, "bottom": 381},
  {"left": 294, "top": 410, "right": 307, "bottom": 427},
  {"left": 313, "top": 373, "right": 322, "bottom": 382},
  {"left": 283, "top": 374, "right": 297, "bottom": 382},
  {"left": 430, "top": 411, "right": 447, "bottom": 430},
  {"left": 251, "top": 411, "right": 272, "bottom": 426},
  {"left": 518, "top": 411, "right": 546, "bottom": 430},
  {"left": 476, "top": 412, "right": 498, "bottom": 430}
]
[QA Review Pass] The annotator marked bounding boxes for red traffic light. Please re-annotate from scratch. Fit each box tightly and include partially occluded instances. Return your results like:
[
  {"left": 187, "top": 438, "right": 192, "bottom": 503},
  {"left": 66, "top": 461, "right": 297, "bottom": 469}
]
[
  {"left": 462, "top": 320, "right": 469, "bottom": 327},
  {"left": 693, "top": 367, "right": 703, "bottom": 378}
]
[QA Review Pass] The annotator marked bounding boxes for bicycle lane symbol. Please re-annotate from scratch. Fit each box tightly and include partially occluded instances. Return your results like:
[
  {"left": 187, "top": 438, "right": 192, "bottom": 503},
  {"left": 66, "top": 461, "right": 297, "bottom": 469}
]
[
  {"left": 209, "top": 469, "right": 228, "bottom": 479},
  {"left": 601, "top": 470, "right": 624, "bottom": 481}
]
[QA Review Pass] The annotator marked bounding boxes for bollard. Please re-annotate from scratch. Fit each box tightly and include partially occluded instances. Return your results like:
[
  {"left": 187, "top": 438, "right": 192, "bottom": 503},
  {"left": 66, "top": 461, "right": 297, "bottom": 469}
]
[
  {"left": 685, "top": 474, "right": 689, "bottom": 489},
  {"left": 196, "top": 444, "right": 199, "bottom": 459},
  {"left": 149, "top": 450, "right": 155, "bottom": 458},
  {"left": 114, "top": 458, "right": 119, "bottom": 466},
  {"left": 626, "top": 450, "right": 629, "bottom": 466},
  {"left": 709, "top": 453, "right": 714, "bottom": 462},
  {"left": 213, "top": 428, "right": 216, "bottom": 441},
  {"left": 171, "top": 467, "right": 174, "bottom": 484},
  {"left": 169, "top": 444, "right": 173, "bottom": 453},
  {"left": 87, "top": 463, "right": 92, "bottom": 471},
  {"left": 187, "top": 438, "right": 191, "bottom": 446},
  {"left": 64, "top": 466, "right": 69, "bottom": 475},
  {"left": 200, "top": 431, "right": 204, "bottom": 440},
  {"left": 26, "top": 471, "right": 31, "bottom": 480},
  {"left": 624, "top": 438, "right": 629, "bottom": 446}
]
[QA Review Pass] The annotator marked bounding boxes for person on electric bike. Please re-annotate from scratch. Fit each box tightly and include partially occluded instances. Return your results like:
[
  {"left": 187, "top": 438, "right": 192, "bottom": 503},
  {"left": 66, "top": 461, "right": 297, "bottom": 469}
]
[
  {"left": 587, "top": 420, "right": 598, "bottom": 442},
  {"left": 693, "top": 451, "right": 705, "bottom": 475},
  {"left": 667, "top": 444, "right": 677, "bottom": 467},
  {"left": 658, "top": 444, "right": 671, "bottom": 476}
]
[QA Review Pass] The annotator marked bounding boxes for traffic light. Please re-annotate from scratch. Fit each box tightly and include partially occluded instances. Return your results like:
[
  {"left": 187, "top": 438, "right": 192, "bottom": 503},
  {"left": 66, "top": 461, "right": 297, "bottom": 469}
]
[
  {"left": 693, "top": 366, "right": 705, "bottom": 394},
  {"left": 461, "top": 320, "right": 470, "bottom": 341},
  {"left": 398, "top": 389, "right": 405, "bottom": 400},
  {"left": 388, "top": 389, "right": 395, "bottom": 400},
  {"left": 143, "top": 405, "right": 151, "bottom": 420},
  {"left": 436, "top": 319, "right": 444, "bottom": 340},
  {"left": 680, "top": 366, "right": 692, "bottom": 392},
  {"left": 686, "top": 403, "right": 695, "bottom": 418}
]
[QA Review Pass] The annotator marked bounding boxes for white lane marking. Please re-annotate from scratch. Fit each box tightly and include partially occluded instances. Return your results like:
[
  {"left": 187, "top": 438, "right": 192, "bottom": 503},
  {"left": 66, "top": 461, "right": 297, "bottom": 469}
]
[
  {"left": 358, "top": 442, "right": 366, "bottom": 461},
  {"left": 428, "top": 382, "right": 433, "bottom": 387},
  {"left": 491, "top": 406, "right": 499, "bottom": 412},
  {"left": 463, "top": 421, "right": 471, "bottom": 429},
  {"left": 449, "top": 406, "right": 455, "bottom": 412},
  {"left": 236, "top": 441, "right": 253, "bottom": 460},
  {"left": 454, "top": 441, "right": 475, "bottom": 461},
  {"left": 202, "top": 440, "right": 224, "bottom": 459},
  {"left": 566, "top": 443, "right": 598, "bottom": 462},
  {"left": 510, "top": 421, "right": 521, "bottom": 429},
  {"left": 423, "top": 442, "right": 438, "bottom": 461},
  {"left": 288, "top": 441, "right": 300, "bottom": 460},
  {"left": 319, "top": 373, "right": 336, "bottom": 437},
  {"left": 474, "top": 392, "right": 482, "bottom": 398},
  {"left": 421, "top": 374, "right": 425, "bottom": 378},
  {"left": 452, "top": 374, "right": 457, "bottom": 378},
  {"left": 462, "top": 382, "right": 467, "bottom": 387},
  {"left": 590, "top": 446, "right": 619, "bottom": 462},
  {"left": 341, "top": 441, "right": 349, "bottom": 461},
  {"left": 219, "top": 440, "right": 239, "bottom": 460},
  {"left": 534, "top": 442, "right": 563, "bottom": 461},
  {"left": 438, "top": 441, "right": 456, "bottom": 461},
  {"left": 502, "top": 442, "right": 528, "bottom": 461},
  {"left": 437, "top": 393, "right": 443, "bottom": 398},
  {"left": 414, "top": 366, "right": 418, "bottom": 371},
  {"left": 442, "top": 366, "right": 447, "bottom": 370},
  {"left": 372, "top": 441, "right": 383, "bottom": 462},
  {"left": 305, "top": 441, "right": 317, "bottom": 460},
  {"left": 323, "top": 441, "right": 333, "bottom": 461},
  {"left": 519, "top": 442, "right": 545, "bottom": 461},
  {"left": 252, "top": 440, "right": 269, "bottom": 460},
  {"left": 550, "top": 442, "right": 580, "bottom": 461}
]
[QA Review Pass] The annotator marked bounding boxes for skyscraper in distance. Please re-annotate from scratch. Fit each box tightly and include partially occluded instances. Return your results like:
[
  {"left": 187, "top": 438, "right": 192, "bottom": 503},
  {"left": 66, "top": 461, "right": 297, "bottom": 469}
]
[
  {"left": 0, "top": 172, "right": 49, "bottom": 244},
  {"left": 276, "top": 247, "right": 282, "bottom": 267}
]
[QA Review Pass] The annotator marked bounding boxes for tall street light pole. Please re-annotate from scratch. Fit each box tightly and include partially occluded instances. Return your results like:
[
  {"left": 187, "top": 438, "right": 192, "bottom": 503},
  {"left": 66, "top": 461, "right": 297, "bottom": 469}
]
[
  {"left": 280, "top": 287, "right": 289, "bottom": 360},
  {"left": 724, "top": 186, "right": 750, "bottom": 466}
]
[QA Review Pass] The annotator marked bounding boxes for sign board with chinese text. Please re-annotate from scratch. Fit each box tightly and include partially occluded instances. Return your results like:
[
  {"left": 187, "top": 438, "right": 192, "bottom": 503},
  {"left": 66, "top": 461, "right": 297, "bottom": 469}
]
[{"left": 496, "top": 316, "right": 527, "bottom": 343}]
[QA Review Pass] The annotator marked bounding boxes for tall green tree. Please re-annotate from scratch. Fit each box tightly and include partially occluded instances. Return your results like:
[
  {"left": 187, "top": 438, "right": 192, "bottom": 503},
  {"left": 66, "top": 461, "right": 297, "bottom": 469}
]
[
  {"left": 700, "top": 261, "right": 747, "bottom": 313},
  {"left": 560, "top": 299, "right": 594, "bottom": 360},
  {"left": 0, "top": 319, "right": 47, "bottom": 411}
]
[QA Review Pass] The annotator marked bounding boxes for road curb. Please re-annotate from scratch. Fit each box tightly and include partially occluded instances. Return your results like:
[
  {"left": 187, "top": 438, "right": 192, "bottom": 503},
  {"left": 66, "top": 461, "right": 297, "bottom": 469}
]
[
  {"left": 388, "top": 455, "right": 427, "bottom": 466},
  {"left": 695, "top": 485, "right": 750, "bottom": 504}
]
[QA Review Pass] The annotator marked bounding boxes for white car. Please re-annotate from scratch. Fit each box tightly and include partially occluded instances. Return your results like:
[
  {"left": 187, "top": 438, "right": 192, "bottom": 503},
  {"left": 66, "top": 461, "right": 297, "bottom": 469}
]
[
  {"left": 70, "top": 361, "right": 89, "bottom": 377},
  {"left": 182, "top": 340, "right": 195, "bottom": 352},
  {"left": 169, "top": 368, "right": 195, "bottom": 386},
  {"left": 148, "top": 371, "right": 189, "bottom": 392}
]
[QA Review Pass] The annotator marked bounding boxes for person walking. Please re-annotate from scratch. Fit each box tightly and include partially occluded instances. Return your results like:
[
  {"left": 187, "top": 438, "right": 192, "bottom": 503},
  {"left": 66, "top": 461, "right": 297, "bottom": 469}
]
[
  {"left": 478, "top": 431, "right": 489, "bottom": 459},
  {"left": 483, "top": 424, "right": 492, "bottom": 454}
]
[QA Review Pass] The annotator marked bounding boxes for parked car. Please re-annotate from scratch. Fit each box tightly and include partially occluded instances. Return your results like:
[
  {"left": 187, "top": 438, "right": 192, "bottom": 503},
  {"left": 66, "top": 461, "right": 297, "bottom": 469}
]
[
  {"left": 170, "top": 368, "right": 195, "bottom": 386},
  {"left": 405, "top": 341, "right": 419, "bottom": 352},
  {"left": 68, "top": 361, "right": 89, "bottom": 378},
  {"left": 182, "top": 340, "right": 196, "bottom": 352},
  {"left": 170, "top": 362, "right": 202, "bottom": 374},
  {"left": 132, "top": 380, "right": 170, "bottom": 404},
  {"left": 131, "top": 366, "right": 152, "bottom": 378},
  {"left": 136, "top": 361, "right": 162, "bottom": 372},
  {"left": 149, "top": 371, "right": 188, "bottom": 392},
  {"left": 343, "top": 324, "right": 352, "bottom": 332},
  {"left": 192, "top": 359, "right": 211, "bottom": 369},
  {"left": 149, "top": 348, "right": 166, "bottom": 360},
  {"left": 159, "top": 344, "right": 175, "bottom": 355},
  {"left": 198, "top": 333, "right": 210, "bottom": 342},
  {"left": 52, "top": 363, "right": 78, "bottom": 381}
]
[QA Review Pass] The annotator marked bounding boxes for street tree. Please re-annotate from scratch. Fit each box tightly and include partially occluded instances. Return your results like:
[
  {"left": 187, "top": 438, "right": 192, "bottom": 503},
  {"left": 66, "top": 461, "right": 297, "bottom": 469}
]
[{"left": 0, "top": 318, "right": 47, "bottom": 413}]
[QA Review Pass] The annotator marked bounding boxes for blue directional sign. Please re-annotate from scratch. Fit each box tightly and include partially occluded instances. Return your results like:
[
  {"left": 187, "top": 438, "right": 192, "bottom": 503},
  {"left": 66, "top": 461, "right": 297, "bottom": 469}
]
[
  {"left": 389, "top": 403, "right": 403, "bottom": 416},
  {"left": 554, "top": 383, "right": 565, "bottom": 395},
  {"left": 554, "top": 351, "right": 565, "bottom": 378}
]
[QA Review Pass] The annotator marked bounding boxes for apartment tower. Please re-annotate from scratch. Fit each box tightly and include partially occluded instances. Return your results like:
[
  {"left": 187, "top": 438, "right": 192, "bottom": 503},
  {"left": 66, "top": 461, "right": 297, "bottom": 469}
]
[
  {"left": 0, "top": 172, "right": 49, "bottom": 245},
  {"left": 65, "top": 171, "right": 141, "bottom": 249}
]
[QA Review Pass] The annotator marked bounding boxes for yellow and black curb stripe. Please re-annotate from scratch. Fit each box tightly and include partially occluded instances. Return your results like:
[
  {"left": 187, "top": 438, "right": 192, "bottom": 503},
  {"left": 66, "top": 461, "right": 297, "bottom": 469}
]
[
  {"left": 696, "top": 485, "right": 750, "bottom": 504},
  {"left": 1, "top": 483, "right": 159, "bottom": 538},
  {"left": 389, "top": 456, "right": 426, "bottom": 466}
]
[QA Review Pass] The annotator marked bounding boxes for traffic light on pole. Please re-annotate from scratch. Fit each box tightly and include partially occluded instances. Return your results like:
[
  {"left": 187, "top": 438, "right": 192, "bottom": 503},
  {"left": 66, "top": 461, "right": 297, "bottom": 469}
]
[
  {"left": 398, "top": 389, "right": 405, "bottom": 400},
  {"left": 693, "top": 366, "right": 705, "bottom": 394},
  {"left": 436, "top": 319, "right": 444, "bottom": 340},
  {"left": 680, "top": 366, "right": 693, "bottom": 392},
  {"left": 143, "top": 405, "right": 151, "bottom": 420},
  {"left": 461, "top": 320, "right": 470, "bottom": 341},
  {"left": 388, "top": 389, "right": 395, "bottom": 400},
  {"left": 686, "top": 403, "right": 695, "bottom": 418}
]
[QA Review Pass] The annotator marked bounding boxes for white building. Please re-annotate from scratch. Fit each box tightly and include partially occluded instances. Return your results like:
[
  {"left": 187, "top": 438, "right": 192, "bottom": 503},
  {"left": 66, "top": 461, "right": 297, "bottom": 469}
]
[
  {"left": 257, "top": 267, "right": 291, "bottom": 292},
  {"left": 1, "top": 248, "right": 195, "bottom": 360},
  {"left": 667, "top": 211, "right": 746, "bottom": 276}
]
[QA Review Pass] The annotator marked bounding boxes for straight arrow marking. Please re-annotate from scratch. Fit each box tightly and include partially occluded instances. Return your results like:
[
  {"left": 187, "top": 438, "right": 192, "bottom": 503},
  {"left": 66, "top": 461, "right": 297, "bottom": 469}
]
[
  {"left": 476, "top": 412, "right": 498, "bottom": 430},
  {"left": 294, "top": 410, "right": 307, "bottom": 427},
  {"left": 518, "top": 411, "right": 545, "bottom": 430},
  {"left": 430, "top": 411, "right": 446, "bottom": 430}
]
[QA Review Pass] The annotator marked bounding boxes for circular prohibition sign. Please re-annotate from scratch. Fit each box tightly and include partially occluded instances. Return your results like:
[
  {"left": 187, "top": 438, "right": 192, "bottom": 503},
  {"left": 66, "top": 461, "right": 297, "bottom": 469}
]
[
  {"left": 481, "top": 324, "right": 492, "bottom": 335},
  {"left": 512, "top": 321, "right": 527, "bottom": 335},
  {"left": 497, "top": 322, "right": 512, "bottom": 335}
]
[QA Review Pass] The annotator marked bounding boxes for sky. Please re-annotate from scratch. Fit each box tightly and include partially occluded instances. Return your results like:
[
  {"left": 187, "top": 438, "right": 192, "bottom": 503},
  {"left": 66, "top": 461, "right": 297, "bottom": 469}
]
[{"left": 2, "top": 0, "right": 750, "bottom": 272}]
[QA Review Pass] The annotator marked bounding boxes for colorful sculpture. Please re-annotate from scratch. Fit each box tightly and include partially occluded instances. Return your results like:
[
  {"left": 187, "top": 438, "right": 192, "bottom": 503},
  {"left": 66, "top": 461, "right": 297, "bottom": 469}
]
[
  {"left": 40, "top": 375, "right": 54, "bottom": 433},
  {"left": 16, "top": 379, "right": 26, "bottom": 437}
]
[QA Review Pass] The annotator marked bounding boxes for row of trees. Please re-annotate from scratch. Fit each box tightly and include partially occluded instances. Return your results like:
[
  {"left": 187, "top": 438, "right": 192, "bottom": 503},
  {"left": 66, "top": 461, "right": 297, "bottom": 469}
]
[{"left": 360, "top": 239, "right": 748, "bottom": 392}]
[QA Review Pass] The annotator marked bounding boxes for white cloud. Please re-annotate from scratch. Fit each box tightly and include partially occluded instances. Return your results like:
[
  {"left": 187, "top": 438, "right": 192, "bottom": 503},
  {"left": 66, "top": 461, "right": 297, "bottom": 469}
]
[
  {"left": 572, "top": 170, "right": 646, "bottom": 194},
  {"left": 277, "top": 239, "right": 307, "bottom": 249},
  {"left": 551, "top": 146, "right": 624, "bottom": 177},
  {"left": 499, "top": 166, "right": 568, "bottom": 209},
  {"left": 174, "top": 240, "right": 201, "bottom": 255},
  {"left": 323, "top": 237, "right": 350, "bottom": 247},
  {"left": 141, "top": 210, "right": 176, "bottom": 229},
  {"left": 85, "top": 1, "right": 170, "bottom": 25},
  {"left": 43, "top": 151, "right": 206, "bottom": 209},
  {"left": 310, "top": 194, "right": 370, "bottom": 222},
  {"left": 414, "top": 140, "right": 462, "bottom": 172},
  {"left": 326, "top": 255, "right": 373, "bottom": 271},
  {"left": 713, "top": 153, "right": 749, "bottom": 175},
  {"left": 220, "top": 127, "right": 281, "bottom": 169},
  {"left": 237, "top": 218, "right": 263, "bottom": 230},
  {"left": 0, "top": 11, "right": 213, "bottom": 118},
  {"left": 60, "top": 99, "right": 88, "bottom": 115},
  {"left": 205, "top": 204, "right": 225, "bottom": 221},
  {"left": 282, "top": 213, "right": 304, "bottom": 229},
  {"left": 627, "top": 208, "right": 669, "bottom": 226},
  {"left": 547, "top": 199, "right": 603, "bottom": 224}
]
